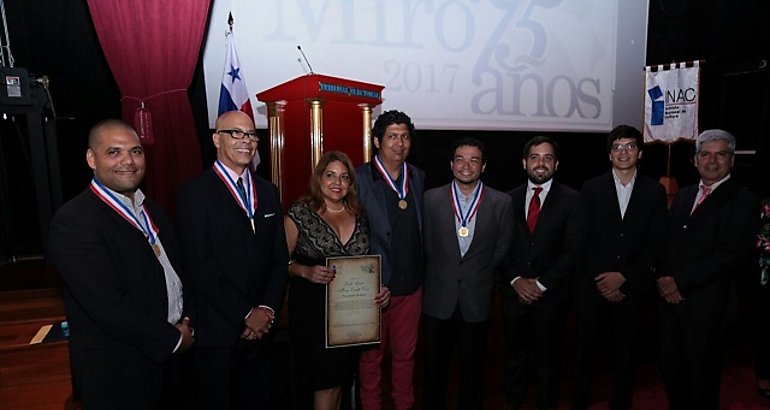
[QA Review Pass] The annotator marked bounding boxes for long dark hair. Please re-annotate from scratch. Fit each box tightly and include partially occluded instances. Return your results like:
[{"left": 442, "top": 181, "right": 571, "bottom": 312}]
[{"left": 302, "top": 150, "right": 362, "bottom": 215}]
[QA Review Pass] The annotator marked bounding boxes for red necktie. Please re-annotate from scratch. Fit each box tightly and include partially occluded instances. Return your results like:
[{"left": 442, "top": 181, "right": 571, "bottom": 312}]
[
  {"left": 691, "top": 184, "right": 711, "bottom": 214},
  {"left": 527, "top": 187, "right": 543, "bottom": 234}
]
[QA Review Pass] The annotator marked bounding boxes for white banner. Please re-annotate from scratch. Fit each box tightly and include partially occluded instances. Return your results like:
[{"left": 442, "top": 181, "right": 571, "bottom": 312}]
[
  {"left": 203, "top": 0, "right": 650, "bottom": 132},
  {"left": 643, "top": 61, "right": 700, "bottom": 143}
]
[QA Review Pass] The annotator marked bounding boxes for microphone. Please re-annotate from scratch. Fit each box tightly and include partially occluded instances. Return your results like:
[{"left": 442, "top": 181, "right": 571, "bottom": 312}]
[{"left": 297, "top": 45, "right": 315, "bottom": 75}]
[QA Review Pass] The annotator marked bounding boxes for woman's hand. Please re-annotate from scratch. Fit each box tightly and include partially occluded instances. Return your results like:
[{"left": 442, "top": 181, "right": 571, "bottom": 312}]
[{"left": 302, "top": 264, "right": 336, "bottom": 284}]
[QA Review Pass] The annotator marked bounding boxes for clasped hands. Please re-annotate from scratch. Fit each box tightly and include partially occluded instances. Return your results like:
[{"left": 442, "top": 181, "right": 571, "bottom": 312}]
[
  {"left": 513, "top": 277, "right": 543, "bottom": 304},
  {"left": 656, "top": 276, "right": 684, "bottom": 304},
  {"left": 242, "top": 306, "right": 274, "bottom": 341},
  {"left": 595, "top": 271, "right": 625, "bottom": 302}
]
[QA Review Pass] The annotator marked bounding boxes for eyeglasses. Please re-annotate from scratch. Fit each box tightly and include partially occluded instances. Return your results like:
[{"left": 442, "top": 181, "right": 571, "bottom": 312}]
[
  {"left": 611, "top": 142, "right": 638, "bottom": 152},
  {"left": 217, "top": 129, "right": 259, "bottom": 142}
]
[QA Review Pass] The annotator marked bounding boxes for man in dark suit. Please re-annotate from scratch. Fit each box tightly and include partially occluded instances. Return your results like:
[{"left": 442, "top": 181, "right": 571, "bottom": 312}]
[
  {"left": 176, "top": 111, "right": 288, "bottom": 410},
  {"left": 48, "top": 120, "right": 194, "bottom": 410},
  {"left": 503, "top": 136, "right": 580, "bottom": 410},
  {"left": 356, "top": 110, "right": 425, "bottom": 410},
  {"left": 422, "top": 137, "right": 514, "bottom": 409},
  {"left": 657, "top": 129, "right": 757, "bottom": 410},
  {"left": 571, "top": 125, "right": 668, "bottom": 410}
]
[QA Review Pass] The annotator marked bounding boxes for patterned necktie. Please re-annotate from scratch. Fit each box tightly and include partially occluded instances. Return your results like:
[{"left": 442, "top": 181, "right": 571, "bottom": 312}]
[
  {"left": 691, "top": 184, "right": 711, "bottom": 214},
  {"left": 527, "top": 187, "right": 543, "bottom": 234}
]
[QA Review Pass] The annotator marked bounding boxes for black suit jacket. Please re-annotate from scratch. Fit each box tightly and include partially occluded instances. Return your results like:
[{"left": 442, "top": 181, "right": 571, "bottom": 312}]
[
  {"left": 577, "top": 171, "right": 668, "bottom": 296},
  {"left": 47, "top": 188, "right": 185, "bottom": 408},
  {"left": 505, "top": 181, "right": 580, "bottom": 303},
  {"left": 176, "top": 168, "right": 288, "bottom": 347},
  {"left": 664, "top": 178, "right": 757, "bottom": 321},
  {"left": 355, "top": 161, "right": 425, "bottom": 286}
]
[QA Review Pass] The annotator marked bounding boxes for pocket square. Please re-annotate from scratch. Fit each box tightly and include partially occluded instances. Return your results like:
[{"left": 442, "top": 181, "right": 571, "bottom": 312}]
[{"left": 264, "top": 213, "right": 276, "bottom": 218}]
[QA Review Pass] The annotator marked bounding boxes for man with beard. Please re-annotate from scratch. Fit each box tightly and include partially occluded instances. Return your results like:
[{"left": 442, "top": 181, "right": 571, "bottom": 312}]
[
  {"left": 48, "top": 120, "right": 193, "bottom": 409},
  {"left": 657, "top": 129, "right": 756, "bottom": 409},
  {"left": 503, "top": 136, "right": 580, "bottom": 410},
  {"left": 422, "top": 137, "right": 513, "bottom": 409},
  {"left": 571, "top": 125, "right": 668, "bottom": 410}
]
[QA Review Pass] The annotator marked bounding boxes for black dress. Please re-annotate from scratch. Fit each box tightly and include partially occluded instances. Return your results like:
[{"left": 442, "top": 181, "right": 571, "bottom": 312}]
[{"left": 287, "top": 201, "right": 370, "bottom": 396}]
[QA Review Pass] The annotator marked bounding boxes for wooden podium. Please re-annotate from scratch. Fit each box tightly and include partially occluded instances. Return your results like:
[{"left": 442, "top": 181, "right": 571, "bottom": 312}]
[{"left": 256, "top": 74, "right": 384, "bottom": 208}]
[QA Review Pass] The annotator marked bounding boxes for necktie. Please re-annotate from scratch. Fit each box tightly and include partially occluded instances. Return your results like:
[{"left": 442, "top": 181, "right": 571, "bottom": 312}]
[
  {"left": 236, "top": 177, "right": 248, "bottom": 205},
  {"left": 691, "top": 184, "right": 711, "bottom": 214},
  {"left": 527, "top": 187, "right": 543, "bottom": 234}
]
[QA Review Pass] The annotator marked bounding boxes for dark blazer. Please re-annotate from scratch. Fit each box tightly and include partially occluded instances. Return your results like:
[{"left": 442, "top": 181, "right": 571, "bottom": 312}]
[
  {"left": 176, "top": 169, "right": 288, "bottom": 347},
  {"left": 422, "top": 183, "right": 514, "bottom": 322},
  {"left": 664, "top": 178, "right": 757, "bottom": 321},
  {"left": 505, "top": 181, "right": 580, "bottom": 303},
  {"left": 577, "top": 171, "right": 668, "bottom": 296},
  {"left": 355, "top": 161, "right": 425, "bottom": 286},
  {"left": 47, "top": 188, "right": 184, "bottom": 409}
]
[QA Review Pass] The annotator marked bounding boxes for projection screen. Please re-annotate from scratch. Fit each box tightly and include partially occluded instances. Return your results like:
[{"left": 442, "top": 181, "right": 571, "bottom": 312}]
[{"left": 203, "top": 0, "right": 649, "bottom": 132}]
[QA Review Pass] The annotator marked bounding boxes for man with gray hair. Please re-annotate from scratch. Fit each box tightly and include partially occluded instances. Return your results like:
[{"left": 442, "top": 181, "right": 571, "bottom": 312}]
[{"left": 657, "top": 129, "right": 757, "bottom": 410}]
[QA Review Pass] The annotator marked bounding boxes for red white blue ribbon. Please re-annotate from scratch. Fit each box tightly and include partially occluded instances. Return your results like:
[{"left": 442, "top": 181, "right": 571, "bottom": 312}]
[
  {"left": 373, "top": 155, "right": 408, "bottom": 200},
  {"left": 451, "top": 180, "right": 484, "bottom": 228},
  {"left": 89, "top": 178, "right": 159, "bottom": 246},
  {"left": 213, "top": 160, "right": 257, "bottom": 220}
]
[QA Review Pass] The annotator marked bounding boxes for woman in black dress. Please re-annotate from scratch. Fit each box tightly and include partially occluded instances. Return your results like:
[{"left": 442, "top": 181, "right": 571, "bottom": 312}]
[{"left": 284, "top": 151, "right": 390, "bottom": 409}]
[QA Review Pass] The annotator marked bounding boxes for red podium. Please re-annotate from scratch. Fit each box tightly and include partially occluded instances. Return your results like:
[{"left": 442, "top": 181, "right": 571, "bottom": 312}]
[{"left": 256, "top": 74, "right": 384, "bottom": 208}]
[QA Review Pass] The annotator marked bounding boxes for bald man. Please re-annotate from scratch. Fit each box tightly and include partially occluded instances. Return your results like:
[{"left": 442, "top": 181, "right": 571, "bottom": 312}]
[
  {"left": 176, "top": 111, "right": 288, "bottom": 410},
  {"left": 48, "top": 119, "right": 192, "bottom": 409}
]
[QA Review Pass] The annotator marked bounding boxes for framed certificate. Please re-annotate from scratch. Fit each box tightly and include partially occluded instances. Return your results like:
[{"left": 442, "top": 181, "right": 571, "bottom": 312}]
[{"left": 325, "top": 255, "right": 381, "bottom": 348}]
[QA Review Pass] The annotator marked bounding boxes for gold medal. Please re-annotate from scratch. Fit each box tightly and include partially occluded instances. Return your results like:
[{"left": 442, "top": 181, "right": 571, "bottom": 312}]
[
  {"left": 151, "top": 243, "right": 161, "bottom": 257},
  {"left": 458, "top": 227, "right": 469, "bottom": 237},
  {"left": 398, "top": 199, "right": 408, "bottom": 210}
]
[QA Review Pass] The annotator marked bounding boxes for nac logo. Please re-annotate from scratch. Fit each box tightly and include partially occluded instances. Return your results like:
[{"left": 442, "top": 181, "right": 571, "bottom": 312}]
[{"left": 648, "top": 85, "right": 664, "bottom": 126}]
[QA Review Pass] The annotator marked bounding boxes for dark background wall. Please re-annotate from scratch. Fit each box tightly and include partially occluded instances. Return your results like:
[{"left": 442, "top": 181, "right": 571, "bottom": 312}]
[{"left": 1, "top": 0, "right": 769, "bottom": 260}]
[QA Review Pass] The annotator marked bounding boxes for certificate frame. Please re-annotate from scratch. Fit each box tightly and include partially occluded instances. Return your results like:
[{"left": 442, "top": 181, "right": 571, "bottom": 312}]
[{"left": 325, "top": 255, "right": 381, "bottom": 348}]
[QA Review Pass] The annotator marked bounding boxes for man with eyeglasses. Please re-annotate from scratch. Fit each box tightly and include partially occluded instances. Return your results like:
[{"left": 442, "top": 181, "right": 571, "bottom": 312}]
[
  {"left": 657, "top": 129, "right": 756, "bottom": 409},
  {"left": 571, "top": 125, "right": 668, "bottom": 410},
  {"left": 421, "top": 137, "right": 513, "bottom": 409},
  {"left": 176, "top": 111, "right": 288, "bottom": 409}
]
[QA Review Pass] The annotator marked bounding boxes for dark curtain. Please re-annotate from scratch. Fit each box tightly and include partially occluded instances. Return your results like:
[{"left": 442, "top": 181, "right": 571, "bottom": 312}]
[{"left": 85, "top": 0, "right": 210, "bottom": 213}]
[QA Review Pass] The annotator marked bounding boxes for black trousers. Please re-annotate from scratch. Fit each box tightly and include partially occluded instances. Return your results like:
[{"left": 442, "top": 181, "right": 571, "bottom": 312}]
[
  {"left": 658, "top": 300, "right": 724, "bottom": 410},
  {"left": 422, "top": 308, "right": 489, "bottom": 410},
  {"left": 572, "top": 284, "right": 645, "bottom": 410},
  {"left": 196, "top": 339, "right": 272, "bottom": 410},
  {"left": 503, "top": 295, "right": 567, "bottom": 410}
]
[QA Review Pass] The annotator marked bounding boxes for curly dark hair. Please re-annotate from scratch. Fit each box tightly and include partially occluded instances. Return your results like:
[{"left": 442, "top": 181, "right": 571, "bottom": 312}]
[{"left": 372, "top": 110, "right": 415, "bottom": 147}]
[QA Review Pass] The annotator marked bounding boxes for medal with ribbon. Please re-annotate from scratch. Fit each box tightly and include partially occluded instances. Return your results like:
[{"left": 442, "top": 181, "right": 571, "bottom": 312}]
[
  {"left": 451, "top": 180, "right": 484, "bottom": 238},
  {"left": 213, "top": 160, "right": 258, "bottom": 233},
  {"left": 374, "top": 155, "right": 409, "bottom": 209},
  {"left": 89, "top": 178, "right": 162, "bottom": 257}
]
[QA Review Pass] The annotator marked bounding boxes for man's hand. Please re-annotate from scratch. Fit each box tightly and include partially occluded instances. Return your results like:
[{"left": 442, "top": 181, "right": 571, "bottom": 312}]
[
  {"left": 175, "top": 316, "right": 194, "bottom": 352},
  {"left": 657, "top": 276, "right": 685, "bottom": 304},
  {"left": 243, "top": 306, "right": 274, "bottom": 341},
  {"left": 595, "top": 271, "right": 626, "bottom": 298},
  {"left": 373, "top": 286, "right": 391, "bottom": 308},
  {"left": 604, "top": 289, "right": 626, "bottom": 303},
  {"left": 513, "top": 277, "right": 543, "bottom": 304}
]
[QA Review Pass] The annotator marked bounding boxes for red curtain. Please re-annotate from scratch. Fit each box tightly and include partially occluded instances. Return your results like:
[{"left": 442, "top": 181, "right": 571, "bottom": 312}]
[{"left": 86, "top": 0, "right": 210, "bottom": 213}]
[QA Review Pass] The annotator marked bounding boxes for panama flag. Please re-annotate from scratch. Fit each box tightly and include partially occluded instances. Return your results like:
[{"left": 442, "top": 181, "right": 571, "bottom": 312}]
[{"left": 218, "top": 33, "right": 254, "bottom": 121}]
